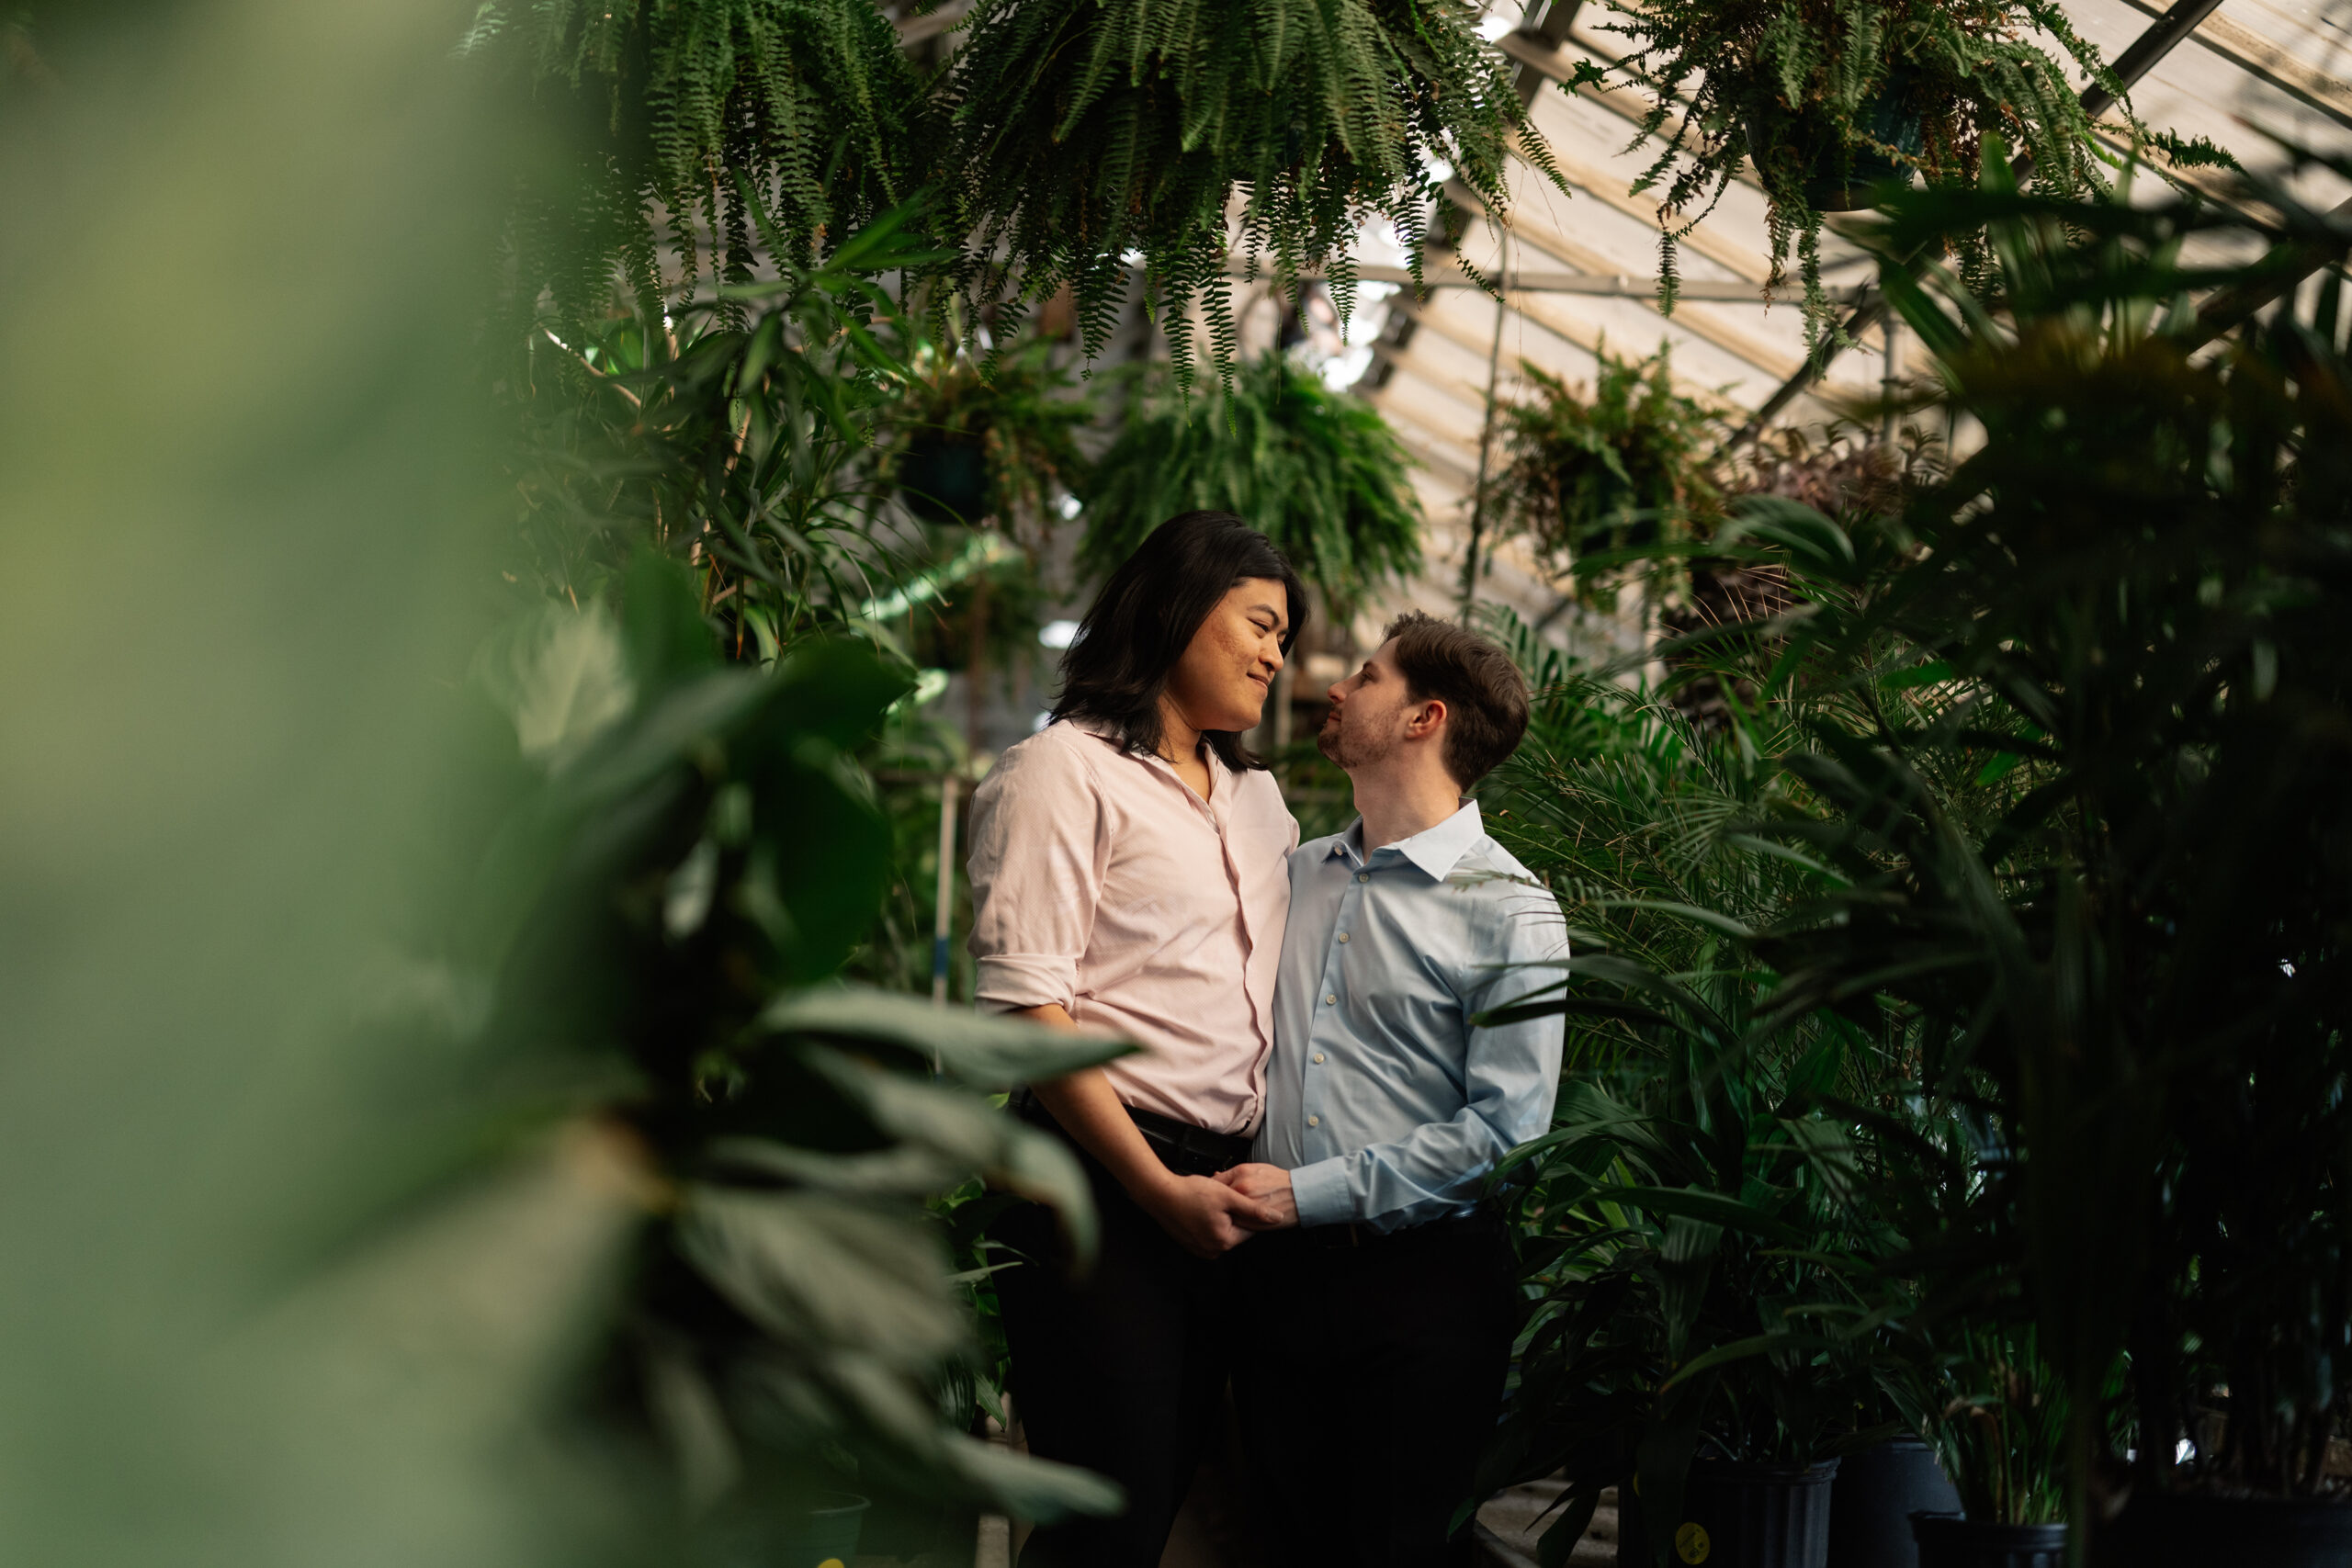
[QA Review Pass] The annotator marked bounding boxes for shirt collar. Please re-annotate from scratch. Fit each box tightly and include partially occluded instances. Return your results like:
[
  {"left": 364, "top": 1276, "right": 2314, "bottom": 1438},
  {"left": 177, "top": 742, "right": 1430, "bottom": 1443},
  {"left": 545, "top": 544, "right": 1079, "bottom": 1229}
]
[{"left": 1330, "top": 800, "right": 1485, "bottom": 880}]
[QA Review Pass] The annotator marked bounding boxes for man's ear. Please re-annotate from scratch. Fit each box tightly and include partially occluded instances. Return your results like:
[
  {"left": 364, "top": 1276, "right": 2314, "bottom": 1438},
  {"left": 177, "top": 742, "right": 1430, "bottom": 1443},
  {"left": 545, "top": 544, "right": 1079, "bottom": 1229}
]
[{"left": 1406, "top": 696, "right": 1448, "bottom": 740}]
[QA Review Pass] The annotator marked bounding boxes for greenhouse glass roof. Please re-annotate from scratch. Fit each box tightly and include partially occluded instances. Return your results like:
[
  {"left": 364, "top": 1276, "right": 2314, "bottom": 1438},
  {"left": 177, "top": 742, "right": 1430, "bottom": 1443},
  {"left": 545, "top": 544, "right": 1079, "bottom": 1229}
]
[{"left": 1282, "top": 0, "right": 2352, "bottom": 649}]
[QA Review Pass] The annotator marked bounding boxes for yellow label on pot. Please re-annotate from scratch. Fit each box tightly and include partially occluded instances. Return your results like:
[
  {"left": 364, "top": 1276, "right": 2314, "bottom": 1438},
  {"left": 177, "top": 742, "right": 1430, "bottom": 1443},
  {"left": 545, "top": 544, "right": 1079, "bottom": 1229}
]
[{"left": 1675, "top": 1521, "right": 1711, "bottom": 1563}]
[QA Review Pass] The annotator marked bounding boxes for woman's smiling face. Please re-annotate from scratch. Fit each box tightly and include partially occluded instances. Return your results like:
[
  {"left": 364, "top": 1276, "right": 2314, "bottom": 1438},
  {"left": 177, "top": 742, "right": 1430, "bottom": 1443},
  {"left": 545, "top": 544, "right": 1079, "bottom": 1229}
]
[{"left": 1163, "top": 578, "right": 1291, "bottom": 736}]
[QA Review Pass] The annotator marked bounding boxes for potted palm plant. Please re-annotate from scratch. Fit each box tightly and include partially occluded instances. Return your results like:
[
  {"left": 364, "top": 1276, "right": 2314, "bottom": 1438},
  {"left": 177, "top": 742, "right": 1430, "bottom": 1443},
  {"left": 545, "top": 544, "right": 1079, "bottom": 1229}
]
[
  {"left": 1907, "top": 1326, "right": 2072, "bottom": 1568},
  {"left": 1688, "top": 164, "right": 2352, "bottom": 1562},
  {"left": 1472, "top": 674, "right": 1928, "bottom": 1568}
]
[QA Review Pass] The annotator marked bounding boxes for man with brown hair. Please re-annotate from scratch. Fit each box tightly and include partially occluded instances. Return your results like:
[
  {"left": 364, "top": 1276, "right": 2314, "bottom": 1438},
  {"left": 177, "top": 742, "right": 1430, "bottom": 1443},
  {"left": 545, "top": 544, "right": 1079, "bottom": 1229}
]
[{"left": 1217, "top": 610, "right": 1566, "bottom": 1565}]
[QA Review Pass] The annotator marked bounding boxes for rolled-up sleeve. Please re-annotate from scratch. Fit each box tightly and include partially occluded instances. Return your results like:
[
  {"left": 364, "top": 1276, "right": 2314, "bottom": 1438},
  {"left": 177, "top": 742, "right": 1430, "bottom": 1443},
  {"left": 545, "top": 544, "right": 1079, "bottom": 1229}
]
[
  {"left": 966, "top": 735, "right": 1107, "bottom": 1014},
  {"left": 1289, "top": 883, "right": 1567, "bottom": 1232}
]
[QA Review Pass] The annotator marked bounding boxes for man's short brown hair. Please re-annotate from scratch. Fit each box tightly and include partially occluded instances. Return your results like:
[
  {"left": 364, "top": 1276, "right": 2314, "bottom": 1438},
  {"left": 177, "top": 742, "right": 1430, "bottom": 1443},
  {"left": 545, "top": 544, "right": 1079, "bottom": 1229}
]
[{"left": 1382, "top": 611, "right": 1531, "bottom": 787}]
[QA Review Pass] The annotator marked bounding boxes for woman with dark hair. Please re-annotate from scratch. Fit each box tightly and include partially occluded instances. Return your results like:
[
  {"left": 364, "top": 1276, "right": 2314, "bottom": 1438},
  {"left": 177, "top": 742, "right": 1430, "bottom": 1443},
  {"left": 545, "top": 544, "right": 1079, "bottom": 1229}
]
[{"left": 967, "top": 510, "right": 1308, "bottom": 1566}]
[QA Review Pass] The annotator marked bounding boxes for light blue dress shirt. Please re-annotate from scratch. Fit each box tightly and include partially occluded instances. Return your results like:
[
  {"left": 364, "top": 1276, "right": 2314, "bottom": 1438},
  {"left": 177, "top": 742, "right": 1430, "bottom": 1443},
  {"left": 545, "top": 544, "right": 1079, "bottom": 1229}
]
[{"left": 1255, "top": 800, "right": 1567, "bottom": 1233}]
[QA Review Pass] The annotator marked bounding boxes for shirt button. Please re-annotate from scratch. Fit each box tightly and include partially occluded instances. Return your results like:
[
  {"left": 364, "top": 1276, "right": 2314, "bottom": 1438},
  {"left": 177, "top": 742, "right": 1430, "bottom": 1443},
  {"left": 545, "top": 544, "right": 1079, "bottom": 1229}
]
[
  {"left": 1337, "top": 932, "right": 1350, "bottom": 943},
  {"left": 1312, "top": 1053, "right": 1325, "bottom": 1065},
  {"left": 1324, "top": 994, "right": 1336, "bottom": 1005},
  {"left": 1307, "top": 1114, "right": 1320, "bottom": 1127},
  {"left": 1356, "top": 872, "right": 1370, "bottom": 883}
]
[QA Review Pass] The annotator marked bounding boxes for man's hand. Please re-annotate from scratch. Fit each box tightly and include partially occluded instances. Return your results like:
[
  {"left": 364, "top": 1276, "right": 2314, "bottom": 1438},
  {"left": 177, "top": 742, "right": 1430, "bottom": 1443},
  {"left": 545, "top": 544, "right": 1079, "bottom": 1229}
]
[
  {"left": 1141, "top": 1175, "right": 1282, "bottom": 1258},
  {"left": 1216, "top": 1163, "right": 1299, "bottom": 1230}
]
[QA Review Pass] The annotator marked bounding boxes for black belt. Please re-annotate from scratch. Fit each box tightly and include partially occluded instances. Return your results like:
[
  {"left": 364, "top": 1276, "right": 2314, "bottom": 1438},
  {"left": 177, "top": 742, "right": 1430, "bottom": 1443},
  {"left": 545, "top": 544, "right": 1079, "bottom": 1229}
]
[{"left": 1009, "top": 1088, "right": 1254, "bottom": 1178}]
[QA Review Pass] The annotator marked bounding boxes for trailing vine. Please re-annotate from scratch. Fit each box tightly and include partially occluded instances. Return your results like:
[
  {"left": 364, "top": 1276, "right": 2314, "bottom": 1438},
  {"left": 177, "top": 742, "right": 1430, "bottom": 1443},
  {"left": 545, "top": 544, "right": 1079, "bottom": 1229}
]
[{"left": 948, "top": 0, "right": 1562, "bottom": 388}]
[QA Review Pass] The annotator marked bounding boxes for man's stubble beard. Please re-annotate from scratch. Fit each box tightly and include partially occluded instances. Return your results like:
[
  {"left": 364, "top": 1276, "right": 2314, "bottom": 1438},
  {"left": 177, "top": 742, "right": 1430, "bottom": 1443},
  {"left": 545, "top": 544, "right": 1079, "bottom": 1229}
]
[{"left": 1316, "top": 709, "right": 1398, "bottom": 772}]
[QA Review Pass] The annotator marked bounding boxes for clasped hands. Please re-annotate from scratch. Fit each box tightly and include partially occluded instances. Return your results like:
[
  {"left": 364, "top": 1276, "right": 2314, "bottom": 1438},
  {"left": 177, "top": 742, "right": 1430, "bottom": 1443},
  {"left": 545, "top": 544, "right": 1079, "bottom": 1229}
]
[{"left": 1141, "top": 1162, "right": 1299, "bottom": 1258}]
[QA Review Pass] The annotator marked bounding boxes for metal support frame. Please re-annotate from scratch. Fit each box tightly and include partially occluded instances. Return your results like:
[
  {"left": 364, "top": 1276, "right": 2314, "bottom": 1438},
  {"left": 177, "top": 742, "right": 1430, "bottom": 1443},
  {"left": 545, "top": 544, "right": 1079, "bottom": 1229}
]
[
  {"left": 1722, "top": 0, "right": 2229, "bottom": 453},
  {"left": 2188, "top": 194, "right": 2352, "bottom": 346},
  {"left": 1249, "top": 258, "right": 1868, "bottom": 304}
]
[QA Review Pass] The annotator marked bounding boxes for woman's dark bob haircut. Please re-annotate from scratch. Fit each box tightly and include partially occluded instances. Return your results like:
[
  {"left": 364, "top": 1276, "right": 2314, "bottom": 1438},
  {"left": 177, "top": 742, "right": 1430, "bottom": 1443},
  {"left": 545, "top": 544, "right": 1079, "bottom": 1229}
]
[{"left": 1051, "top": 511, "right": 1307, "bottom": 772}]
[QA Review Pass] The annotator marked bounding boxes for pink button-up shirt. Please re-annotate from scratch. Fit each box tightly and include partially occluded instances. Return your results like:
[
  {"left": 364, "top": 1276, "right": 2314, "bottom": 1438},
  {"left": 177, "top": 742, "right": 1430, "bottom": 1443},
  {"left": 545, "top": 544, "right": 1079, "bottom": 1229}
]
[{"left": 967, "top": 718, "right": 1297, "bottom": 1135}]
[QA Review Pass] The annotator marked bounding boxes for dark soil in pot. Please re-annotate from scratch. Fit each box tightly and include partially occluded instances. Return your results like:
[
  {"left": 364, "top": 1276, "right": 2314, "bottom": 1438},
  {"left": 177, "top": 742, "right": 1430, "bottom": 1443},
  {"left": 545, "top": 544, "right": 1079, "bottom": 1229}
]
[
  {"left": 1910, "top": 1516, "right": 2065, "bottom": 1568},
  {"left": 1826, "top": 1438, "right": 1962, "bottom": 1568},
  {"left": 1622, "top": 1458, "right": 1839, "bottom": 1568},
  {"left": 2099, "top": 1488, "right": 2352, "bottom": 1567}
]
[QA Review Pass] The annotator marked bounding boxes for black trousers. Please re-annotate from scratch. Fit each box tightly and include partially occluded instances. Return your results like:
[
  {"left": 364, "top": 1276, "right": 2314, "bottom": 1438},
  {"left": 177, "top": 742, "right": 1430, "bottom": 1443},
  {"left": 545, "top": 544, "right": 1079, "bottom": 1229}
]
[
  {"left": 1230, "top": 1213, "right": 1519, "bottom": 1568},
  {"left": 991, "top": 1138, "right": 1236, "bottom": 1568}
]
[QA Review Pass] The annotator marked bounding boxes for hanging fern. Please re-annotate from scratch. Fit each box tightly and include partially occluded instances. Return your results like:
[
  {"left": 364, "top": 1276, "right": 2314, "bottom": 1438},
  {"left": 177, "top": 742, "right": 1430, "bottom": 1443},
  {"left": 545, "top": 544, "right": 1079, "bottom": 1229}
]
[
  {"left": 465, "top": 0, "right": 933, "bottom": 332},
  {"left": 948, "top": 0, "right": 1561, "bottom": 389},
  {"left": 1484, "top": 342, "right": 1724, "bottom": 604},
  {"left": 1080, "top": 355, "right": 1422, "bottom": 617},
  {"left": 1578, "top": 0, "right": 2213, "bottom": 349}
]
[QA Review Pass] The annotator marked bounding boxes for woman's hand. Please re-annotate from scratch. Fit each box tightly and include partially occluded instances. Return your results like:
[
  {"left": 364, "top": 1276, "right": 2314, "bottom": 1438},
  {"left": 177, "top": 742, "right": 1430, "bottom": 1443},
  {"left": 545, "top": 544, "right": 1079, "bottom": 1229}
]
[
  {"left": 1015, "top": 1035, "right": 1278, "bottom": 1256},
  {"left": 1215, "top": 1162, "right": 1299, "bottom": 1230},
  {"left": 1140, "top": 1174, "right": 1282, "bottom": 1258}
]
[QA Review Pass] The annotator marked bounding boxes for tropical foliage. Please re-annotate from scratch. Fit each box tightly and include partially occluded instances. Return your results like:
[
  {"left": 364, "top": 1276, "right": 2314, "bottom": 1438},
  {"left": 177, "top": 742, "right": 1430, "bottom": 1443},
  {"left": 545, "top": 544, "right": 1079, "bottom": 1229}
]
[
  {"left": 1485, "top": 344, "right": 1726, "bottom": 602},
  {"left": 510, "top": 206, "right": 955, "bottom": 661},
  {"left": 1081, "top": 354, "right": 1424, "bottom": 618},
  {"left": 1479, "top": 156, "right": 2352, "bottom": 1562},
  {"left": 1572, "top": 0, "right": 2218, "bottom": 344},
  {"left": 891, "top": 335, "right": 1093, "bottom": 539},
  {"left": 948, "top": 0, "right": 1562, "bottom": 382},
  {"left": 468, "top": 558, "right": 1127, "bottom": 1536},
  {"left": 463, "top": 0, "right": 932, "bottom": 332}
]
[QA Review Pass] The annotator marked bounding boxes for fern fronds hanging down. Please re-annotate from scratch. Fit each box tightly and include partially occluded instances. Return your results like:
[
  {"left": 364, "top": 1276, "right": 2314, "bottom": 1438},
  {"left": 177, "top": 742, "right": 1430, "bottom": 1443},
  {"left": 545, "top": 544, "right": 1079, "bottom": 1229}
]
[
  {"left": 466, "top": 0, "right": 933, "bottom": 334},
  {"left": 949, "top": 0, "right": 1559, "bottom": 389},
  {"left": 1486, "top": 343, "right": 1725, "bottom": 602},
  {"left": 1080, "top": 355, "right": 1422, "bottom": 617},
  {"left": 1582, "top": 0, "right": 2172, "bottom": 351}
]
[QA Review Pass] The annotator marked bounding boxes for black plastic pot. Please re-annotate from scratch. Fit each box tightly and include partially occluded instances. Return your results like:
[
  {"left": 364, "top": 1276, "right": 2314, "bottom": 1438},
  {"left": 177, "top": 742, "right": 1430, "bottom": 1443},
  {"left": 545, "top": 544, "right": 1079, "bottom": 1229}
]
[
  {"left": 897, "top": 430, "right": 991, "bottom": 525},
  {"left": 1910, "top": 1515, "right": 2066, "bottom": 1568},
  {"left": 1743, "top": 76, "right": 1923, "bottom": 213},
  {"left": 1624, "top": 1459, "right": 1841, "bottom": 1568},
  {"left": 1826, "top": 1438, "right": 1962, "bottom": 1568},
  {"left": 2102, "top": 1489, "right": 2352, "bottom": 1567}
]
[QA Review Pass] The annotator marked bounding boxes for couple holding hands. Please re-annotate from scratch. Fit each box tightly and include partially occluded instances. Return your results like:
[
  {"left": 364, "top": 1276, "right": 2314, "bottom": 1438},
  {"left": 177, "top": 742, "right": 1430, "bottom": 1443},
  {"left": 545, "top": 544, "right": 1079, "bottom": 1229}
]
[{"left": 969, "top": 511, "right": 1566, "bottom": 1567}]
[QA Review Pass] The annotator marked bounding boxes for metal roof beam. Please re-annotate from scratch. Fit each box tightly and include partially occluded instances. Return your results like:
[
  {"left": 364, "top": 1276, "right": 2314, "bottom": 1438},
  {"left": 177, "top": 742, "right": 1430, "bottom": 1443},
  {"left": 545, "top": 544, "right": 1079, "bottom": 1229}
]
[
  {"left": 2113, "top": 0, "right": 2352, "bottom": 131},
  {"left": 1444, "top": 179, "right": 1815, "bottom": 380},
  {"left": 1234, "top": 258, "right": 1865, "bottom": 304}
]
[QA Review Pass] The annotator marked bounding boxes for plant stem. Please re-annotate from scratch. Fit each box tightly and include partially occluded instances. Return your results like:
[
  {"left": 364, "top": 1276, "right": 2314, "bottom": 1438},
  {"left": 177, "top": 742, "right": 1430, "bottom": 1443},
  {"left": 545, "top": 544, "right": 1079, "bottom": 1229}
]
[{"left": 1460, "top": 230, "right": 1510, "bottom": 623}]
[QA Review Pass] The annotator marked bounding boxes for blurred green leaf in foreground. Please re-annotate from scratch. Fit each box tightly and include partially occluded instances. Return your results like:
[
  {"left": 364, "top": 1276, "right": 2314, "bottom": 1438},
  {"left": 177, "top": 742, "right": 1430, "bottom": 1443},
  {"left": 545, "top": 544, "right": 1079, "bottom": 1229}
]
[{"left": 0, "top": 3, "right": 1115, "bottom": 1562}]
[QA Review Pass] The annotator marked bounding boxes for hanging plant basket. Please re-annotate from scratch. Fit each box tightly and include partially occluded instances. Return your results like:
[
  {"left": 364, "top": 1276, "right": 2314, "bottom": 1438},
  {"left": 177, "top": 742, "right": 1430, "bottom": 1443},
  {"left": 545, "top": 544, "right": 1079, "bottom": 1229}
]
[
  {"left": 1575, "top": 0, "right": 2211, "bottom": 348},
  {"left": 947, "top": 0, "right": 1565, "bottom": 386},
  {"left": 899, "top": 429, "right": 995, "bottom": 527},
  {"left": 1743, "top": 75, "right": 1927, "bottom": 213}
]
